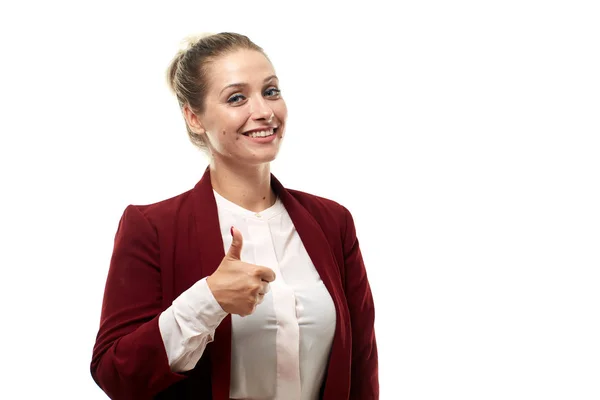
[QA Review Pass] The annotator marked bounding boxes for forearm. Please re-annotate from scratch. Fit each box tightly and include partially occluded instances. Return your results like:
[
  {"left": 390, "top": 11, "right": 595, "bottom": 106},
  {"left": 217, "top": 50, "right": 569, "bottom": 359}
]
[
  {"left": 91, "top": 315, "right": 185, "bottom": 399},
  {"left": 159, "top": 277, "right": 228, "bottom": 372}
]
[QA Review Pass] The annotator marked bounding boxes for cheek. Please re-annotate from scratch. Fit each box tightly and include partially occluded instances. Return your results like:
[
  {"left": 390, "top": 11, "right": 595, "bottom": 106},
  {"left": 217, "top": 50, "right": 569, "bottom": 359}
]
[
  {"left": 226, "top": 108, "right": 248, "bottom": 124},
  {"left": 275, "top": 101, "right": 288, "bottom": 121},
  {"left": 222, "top": 129, "right": 238, "bottom": 141}
]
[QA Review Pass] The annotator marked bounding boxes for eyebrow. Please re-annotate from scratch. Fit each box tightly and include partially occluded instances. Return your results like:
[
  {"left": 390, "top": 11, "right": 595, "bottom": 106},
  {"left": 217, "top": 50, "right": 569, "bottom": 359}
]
[{"left": 220, "top": 75, "right": 279, "bottom": 96}]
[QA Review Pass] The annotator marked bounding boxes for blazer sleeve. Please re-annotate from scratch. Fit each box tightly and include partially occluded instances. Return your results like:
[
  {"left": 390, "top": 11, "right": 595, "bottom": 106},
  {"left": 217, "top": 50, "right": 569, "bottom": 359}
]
[
  {"left": 91, "top": 205, "right": 187, "bottom": 399},
  {"left": 342, "top": 206, "right": 379, "bottom": 399}
]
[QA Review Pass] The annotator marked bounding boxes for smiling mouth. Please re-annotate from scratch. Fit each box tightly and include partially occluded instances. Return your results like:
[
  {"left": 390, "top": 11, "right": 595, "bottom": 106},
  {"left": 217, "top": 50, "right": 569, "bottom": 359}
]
[{"left": 242, "top": 127, "right": 278, "bottom": 138}]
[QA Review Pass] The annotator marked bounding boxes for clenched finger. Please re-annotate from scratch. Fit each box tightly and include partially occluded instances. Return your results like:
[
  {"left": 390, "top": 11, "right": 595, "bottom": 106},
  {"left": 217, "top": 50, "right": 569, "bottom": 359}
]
[
  {"left": 260, "top": 282, "right": 270, "bottom": 295},
  {"left": 256, "top": 266, "right": 276, "bottom": 283}
]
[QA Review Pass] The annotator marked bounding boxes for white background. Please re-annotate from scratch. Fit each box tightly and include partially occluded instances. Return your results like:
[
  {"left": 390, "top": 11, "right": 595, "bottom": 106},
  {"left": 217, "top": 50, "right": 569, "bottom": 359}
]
[{"left": 1, "top": 1, "right": 599, "bottom": 399}]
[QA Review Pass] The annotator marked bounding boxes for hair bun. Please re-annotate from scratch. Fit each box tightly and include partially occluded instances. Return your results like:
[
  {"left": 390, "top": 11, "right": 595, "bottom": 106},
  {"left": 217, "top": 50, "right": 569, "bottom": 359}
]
[{"left": 178, "top": 32, "right": 216, "bottom": 53}]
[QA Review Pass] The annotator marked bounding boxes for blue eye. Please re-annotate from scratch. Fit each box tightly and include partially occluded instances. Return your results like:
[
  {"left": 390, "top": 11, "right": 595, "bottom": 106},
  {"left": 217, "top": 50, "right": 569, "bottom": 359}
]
[
  {"left": 265, "top": 88, "right": 281, "bottom": 97},
  {"left": 227, "top": 94, "right": 246, "bottom": 104}
]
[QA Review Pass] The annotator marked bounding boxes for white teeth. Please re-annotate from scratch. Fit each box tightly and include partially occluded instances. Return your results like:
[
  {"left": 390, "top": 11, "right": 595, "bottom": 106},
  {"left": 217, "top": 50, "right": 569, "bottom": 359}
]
[{"left": 248, "top": 129, "right": 274, "bottom": 138}]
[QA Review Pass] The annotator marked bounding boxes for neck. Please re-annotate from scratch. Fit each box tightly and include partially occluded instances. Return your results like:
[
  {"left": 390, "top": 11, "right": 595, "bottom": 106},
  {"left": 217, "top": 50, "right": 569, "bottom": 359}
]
[{"left": 209, "top": 159, "right": 276, "bottom": 213}]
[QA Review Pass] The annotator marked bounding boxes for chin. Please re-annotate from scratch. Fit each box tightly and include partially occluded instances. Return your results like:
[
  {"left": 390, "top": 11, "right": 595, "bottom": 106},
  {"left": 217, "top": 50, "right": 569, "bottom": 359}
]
[
  {"left": 245, "top": 150, "right": 279, "bottom": 165},
  {"left": 253, "top": 155, "right": 279, "bottom": 164}
]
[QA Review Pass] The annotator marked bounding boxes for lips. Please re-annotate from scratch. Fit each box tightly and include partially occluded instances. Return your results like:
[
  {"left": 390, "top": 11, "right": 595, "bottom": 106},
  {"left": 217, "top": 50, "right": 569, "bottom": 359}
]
[{"left": 242, "top": 126, "right": 279, "bottom": 136}]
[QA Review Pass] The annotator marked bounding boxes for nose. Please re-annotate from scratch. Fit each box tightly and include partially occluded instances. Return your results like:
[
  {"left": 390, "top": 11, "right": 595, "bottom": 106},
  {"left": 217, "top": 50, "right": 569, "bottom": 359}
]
[{"left": 249, "top": 96, "right": 274, "bottom": 121}]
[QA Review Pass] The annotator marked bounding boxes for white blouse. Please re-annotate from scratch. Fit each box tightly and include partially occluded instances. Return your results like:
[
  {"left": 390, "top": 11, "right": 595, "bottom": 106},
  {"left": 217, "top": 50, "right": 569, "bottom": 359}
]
[{"left": 158, "top": 190, "right": 337, "bottom": 400}]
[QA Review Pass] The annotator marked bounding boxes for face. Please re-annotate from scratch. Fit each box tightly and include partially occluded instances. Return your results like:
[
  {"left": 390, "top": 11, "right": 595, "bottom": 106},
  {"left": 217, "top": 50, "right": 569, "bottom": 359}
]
[{"left": 184, "top": 49, "right": 287, "bottom": 167}]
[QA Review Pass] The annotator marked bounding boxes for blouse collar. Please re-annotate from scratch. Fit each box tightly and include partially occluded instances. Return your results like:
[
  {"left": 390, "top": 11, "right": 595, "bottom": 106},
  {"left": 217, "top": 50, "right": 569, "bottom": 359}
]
[{"left": 212, "top": 188, "right": 286, "bottom": 220}]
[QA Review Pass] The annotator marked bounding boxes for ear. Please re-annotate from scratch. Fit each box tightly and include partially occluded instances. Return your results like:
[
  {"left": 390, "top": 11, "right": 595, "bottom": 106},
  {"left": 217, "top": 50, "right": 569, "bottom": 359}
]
[{"left": 183, "top": 104, "right": 206, "bottom": 135}]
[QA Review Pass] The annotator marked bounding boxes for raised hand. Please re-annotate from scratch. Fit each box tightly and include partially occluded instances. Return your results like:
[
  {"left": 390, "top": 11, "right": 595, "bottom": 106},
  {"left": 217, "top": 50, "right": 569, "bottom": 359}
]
[{"left": 206, "top": 226, "right": 276, "bottom": 316}]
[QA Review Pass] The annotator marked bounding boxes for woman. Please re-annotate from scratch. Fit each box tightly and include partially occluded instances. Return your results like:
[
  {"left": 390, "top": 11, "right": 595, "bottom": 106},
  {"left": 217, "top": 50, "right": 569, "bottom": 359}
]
[{"left": 91, "top": 32, "right": 378, "bottom": 400}]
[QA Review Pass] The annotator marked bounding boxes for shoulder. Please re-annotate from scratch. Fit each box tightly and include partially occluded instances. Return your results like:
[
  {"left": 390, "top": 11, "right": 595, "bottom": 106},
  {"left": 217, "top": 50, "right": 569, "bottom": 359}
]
[
  {"left": 121, "top": 188, "right": 195, "bottom": 229},
  {"left": 287, "top": 187, "right": 348, "bottom": 211},
  {"left": 285, "top": 188, "right": 353, "bottom": 230}
]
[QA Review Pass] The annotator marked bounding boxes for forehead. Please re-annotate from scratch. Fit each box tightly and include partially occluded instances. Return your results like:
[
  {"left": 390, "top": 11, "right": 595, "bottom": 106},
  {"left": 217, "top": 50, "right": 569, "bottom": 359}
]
[{"left": 207, "top": 49, "right": 275, "bottom": 91}]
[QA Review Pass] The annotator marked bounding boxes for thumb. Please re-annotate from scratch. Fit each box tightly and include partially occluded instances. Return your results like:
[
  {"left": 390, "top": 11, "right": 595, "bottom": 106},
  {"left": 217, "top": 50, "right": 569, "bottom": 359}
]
[{"left": 226, "top": 226, "right": 243, "bottom": 260}]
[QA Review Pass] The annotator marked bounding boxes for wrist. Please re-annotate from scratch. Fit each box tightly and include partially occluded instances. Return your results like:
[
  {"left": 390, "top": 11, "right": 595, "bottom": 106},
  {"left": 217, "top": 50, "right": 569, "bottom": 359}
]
[{"left": 205, "top": 275, "right": 223, "bottom": 310}]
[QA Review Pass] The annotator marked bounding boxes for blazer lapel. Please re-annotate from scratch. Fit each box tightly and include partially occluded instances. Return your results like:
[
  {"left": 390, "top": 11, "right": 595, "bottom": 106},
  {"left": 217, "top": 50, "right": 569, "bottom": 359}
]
[
  {"left": 271, "top": 175, "right": 351, "bottom": 397},
  {"left": 190, "top": 167, "right": 231, "bottom": 400}
]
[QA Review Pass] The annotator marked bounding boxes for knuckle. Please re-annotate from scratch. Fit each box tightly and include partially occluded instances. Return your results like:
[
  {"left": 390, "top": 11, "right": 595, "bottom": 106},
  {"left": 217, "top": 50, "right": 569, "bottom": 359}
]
[{"left": 250, "top": 283, "right": 261, "bottom": 293}]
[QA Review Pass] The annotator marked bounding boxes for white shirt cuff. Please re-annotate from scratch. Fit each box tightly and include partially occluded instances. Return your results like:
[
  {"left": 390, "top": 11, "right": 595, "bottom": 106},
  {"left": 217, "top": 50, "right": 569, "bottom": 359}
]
[
  {"left": 171, "top": 277, "right": 228, "bottom": 330},
  {"left": 159, "top": 277, "right": 228, "bottom": 371}
]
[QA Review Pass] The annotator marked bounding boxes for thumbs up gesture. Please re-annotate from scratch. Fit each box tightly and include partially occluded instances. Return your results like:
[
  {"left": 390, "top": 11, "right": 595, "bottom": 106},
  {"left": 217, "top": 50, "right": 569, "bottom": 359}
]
[{"left": 206, "top": 226, "right": 276, "bottom": 317}]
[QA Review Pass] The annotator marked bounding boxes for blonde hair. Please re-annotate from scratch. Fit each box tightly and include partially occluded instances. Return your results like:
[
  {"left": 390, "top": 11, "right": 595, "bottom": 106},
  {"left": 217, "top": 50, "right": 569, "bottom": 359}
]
[{"left": 166, "top": 32, "right": 266, "bottom": 153}]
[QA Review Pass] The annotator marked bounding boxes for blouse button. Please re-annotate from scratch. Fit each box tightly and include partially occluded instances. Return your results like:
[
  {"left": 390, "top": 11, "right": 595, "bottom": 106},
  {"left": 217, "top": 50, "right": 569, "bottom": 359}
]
[{"left": 255, "top": 213, "right": 261, "bottom": 218}]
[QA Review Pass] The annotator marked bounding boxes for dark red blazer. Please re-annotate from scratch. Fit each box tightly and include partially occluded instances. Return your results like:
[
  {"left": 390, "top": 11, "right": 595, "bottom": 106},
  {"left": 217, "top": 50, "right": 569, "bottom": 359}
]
[{"left": 91, "top": 167, "right": 378, "bottom": 399}]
